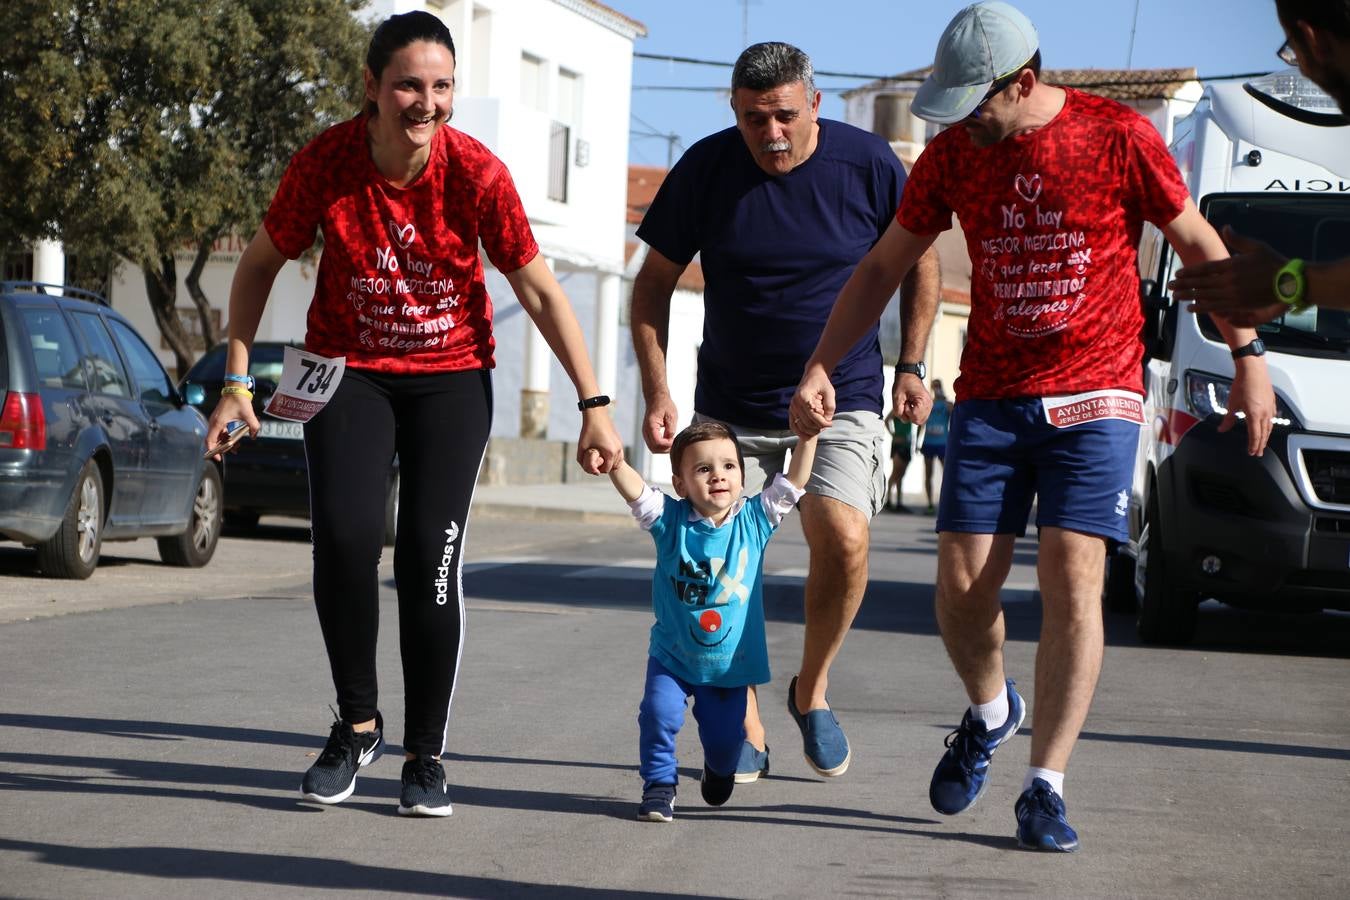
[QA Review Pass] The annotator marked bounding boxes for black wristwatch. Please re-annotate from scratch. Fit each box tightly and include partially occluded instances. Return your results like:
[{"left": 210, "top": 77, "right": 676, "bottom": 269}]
[
  {"left": 1231, "top": 338, "right": 1266, "bottom": 360},
  {"left": 896, "top": 361, "right": 927, "bottom": 380},
  {"left": 577, "top": 394, "right": 611, "bottom": 411}
]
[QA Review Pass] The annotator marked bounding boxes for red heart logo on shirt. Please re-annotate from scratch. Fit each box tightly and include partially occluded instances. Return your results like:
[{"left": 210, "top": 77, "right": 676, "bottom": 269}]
[
  {"left": 389, "top": 221, "right": 416, "bottom": 248},
  {"left": 1014, "top": 173, "right": 1042, "bottom": 203}
]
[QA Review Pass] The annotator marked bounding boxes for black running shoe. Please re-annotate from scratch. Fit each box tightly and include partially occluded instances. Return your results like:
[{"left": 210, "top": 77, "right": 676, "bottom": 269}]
[
  {"left": 300, "top": 711, "right": 383, "bottom": 804},
  {"left": 398, "top": 756, "right": 453, "bottom": 817},
  {"left": 700, "top": 765, "right": 735, "bottom": 807}
]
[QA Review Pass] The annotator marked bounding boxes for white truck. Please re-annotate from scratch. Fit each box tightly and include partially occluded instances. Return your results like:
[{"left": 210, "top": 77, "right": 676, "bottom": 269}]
[{"left": 1106, "top": 69, "right": 1350, "bottom": 644}]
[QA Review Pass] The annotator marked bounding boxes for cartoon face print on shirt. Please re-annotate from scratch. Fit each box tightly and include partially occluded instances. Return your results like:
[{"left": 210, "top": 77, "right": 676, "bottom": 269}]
[
  {"left": 981, "top": 169, "right": 1094, "bottom": 339},
  {"left": 670, "top": 549, "right": 751, "bottom": 647}
]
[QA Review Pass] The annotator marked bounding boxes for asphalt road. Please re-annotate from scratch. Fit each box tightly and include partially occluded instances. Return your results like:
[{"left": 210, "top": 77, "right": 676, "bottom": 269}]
[{"left": 1, "top": 508, "right": 1347, "bottom": 899}]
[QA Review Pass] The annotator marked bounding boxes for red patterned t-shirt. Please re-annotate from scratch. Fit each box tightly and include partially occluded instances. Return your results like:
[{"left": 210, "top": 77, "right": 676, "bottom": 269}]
[
  {"left": 263, "top": 116, "right": 539, "bottom": 373},
  {"left": 898, "top": 88, "right": 1189, "bottom": 401}
]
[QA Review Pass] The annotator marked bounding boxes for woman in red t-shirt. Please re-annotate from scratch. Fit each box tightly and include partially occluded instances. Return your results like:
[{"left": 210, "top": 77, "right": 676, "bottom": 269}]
[{"left": 205, "top": 10, "right": 622, "bottom": 818}]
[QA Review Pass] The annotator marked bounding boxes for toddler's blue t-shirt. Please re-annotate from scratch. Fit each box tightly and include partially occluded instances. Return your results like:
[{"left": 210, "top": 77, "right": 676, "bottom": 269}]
[{"left": 646, "top": 495, "right": 775, "bottom": 687}]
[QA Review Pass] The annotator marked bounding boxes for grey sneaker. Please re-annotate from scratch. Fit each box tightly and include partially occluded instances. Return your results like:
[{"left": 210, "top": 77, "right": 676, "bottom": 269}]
[
  {"left": 397, "top": 756, "right": 453, "bottom": 817},
  {"left": 299, "top": 711, "right": 383, "bottom": 804}
]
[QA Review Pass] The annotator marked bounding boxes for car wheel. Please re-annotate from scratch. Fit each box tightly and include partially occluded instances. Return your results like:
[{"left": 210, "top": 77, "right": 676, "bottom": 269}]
[
  {"left": 1135, "top": 494, "right": 1198, "bottom": 645},
  {"left": 36, "top": 459, "right": 104, "bottom": 580},
  {"left": 383, "top": 470, "right": 399, "bottom": 547},
  {"left": 224, "top": 510, "right": 261, "bottom": 531},
  {"left": 158, "top": 464, "right": 223, "bottom": 567},
  {"left": 1102, "top": 546, "right": 1136, "bottom": 615}
]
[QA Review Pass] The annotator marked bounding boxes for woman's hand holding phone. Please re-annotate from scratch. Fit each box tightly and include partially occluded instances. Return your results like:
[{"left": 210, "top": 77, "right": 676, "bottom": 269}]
[{"left": 203, "top": 421, "right": 250, "bottom": 459}]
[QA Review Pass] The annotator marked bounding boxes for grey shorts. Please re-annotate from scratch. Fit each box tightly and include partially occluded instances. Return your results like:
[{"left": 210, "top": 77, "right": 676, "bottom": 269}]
[{"left": 693, "top": 410, "right": 888, "bottom": 517}]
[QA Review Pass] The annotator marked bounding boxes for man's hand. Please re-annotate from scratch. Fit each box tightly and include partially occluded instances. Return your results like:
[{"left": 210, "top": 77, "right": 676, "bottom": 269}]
[
  {"left": 790, "top": 363, "right": 834, "bottom": 436},
  {"left": 1171, "top": 226, "right": 1288, "bottom": 327},
  {"left": 893, "top": 373, "right": 932, "bottom": 425},
  {"left": 642, "top": 393, "right": 679, "bottom": 453},
  {"left": 1218, "top": 357, "right": 1275, "bottom": 457}
]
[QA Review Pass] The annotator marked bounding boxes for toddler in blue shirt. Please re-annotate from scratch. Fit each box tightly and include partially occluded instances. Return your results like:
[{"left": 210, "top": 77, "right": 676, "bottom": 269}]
[{"left": 609, "top": 421, "right": 817, "bottom": 821}]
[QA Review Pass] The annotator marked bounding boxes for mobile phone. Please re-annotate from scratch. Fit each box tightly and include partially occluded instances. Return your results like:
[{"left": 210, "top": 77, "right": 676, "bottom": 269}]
[{"left": 204, "top": 421, "right": 249, "bottom": 458}]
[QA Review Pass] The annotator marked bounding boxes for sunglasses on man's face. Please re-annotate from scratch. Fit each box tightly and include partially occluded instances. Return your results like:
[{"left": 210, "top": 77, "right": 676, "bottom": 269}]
[
  {"left": 1277, "top": 39, "right": 1298, "bottom": 66},
  {"left": 968, "top": 71, "right": 1022, "bottom": 120}
]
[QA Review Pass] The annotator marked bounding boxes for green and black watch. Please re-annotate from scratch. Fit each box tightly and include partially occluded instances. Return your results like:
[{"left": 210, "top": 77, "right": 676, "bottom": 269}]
[{"left": 1274, "top": 258, "right": 1308, "bottom": 313}]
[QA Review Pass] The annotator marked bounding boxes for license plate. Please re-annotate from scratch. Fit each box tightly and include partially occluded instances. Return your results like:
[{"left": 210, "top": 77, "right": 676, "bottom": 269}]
[{"left": 259, "top": 419, "right": 304, "bottom": 440}]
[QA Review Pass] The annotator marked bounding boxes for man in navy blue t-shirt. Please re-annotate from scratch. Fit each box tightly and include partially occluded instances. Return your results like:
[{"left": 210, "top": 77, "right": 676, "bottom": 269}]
[{"left": 632, "top": 41, "right": 941, "bottom": 783}]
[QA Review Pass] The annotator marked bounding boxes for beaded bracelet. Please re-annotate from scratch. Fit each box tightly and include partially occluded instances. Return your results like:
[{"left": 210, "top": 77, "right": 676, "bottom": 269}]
[{"left": 220, "top": 385, "right": 254, "bottom": 401}]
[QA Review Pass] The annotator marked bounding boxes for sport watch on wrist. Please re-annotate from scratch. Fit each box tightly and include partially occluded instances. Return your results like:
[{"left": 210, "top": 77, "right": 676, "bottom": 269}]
[
  {"left": 577, "top": 394, "right": 611, "bottom": 411},
  {"left": 1274, "top": 258, "right": 1307, "bottom": 312},
  {"left": 1231, "top": 338, "right": 1266, "bottom": 360},
  {"left": 896, "top": 361, "right": 927, "bottom": 380}
]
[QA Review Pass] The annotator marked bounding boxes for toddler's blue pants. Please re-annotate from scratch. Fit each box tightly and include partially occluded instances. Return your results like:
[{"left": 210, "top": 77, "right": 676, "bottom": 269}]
[{"left": 638, "top": 656, "right": 747, "bottom": 786}]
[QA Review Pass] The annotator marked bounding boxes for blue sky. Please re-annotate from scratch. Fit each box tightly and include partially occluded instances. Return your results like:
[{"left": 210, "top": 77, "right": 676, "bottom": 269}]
[{"left": 619, "top": 0, "right": 1287, "bottom": 167}]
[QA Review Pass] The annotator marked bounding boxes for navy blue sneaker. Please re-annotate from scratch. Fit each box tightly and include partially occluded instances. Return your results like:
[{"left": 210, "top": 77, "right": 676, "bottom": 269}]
[
  {"left": 701, "top": 765, "right": 735, "bottom": 806},
  {"left": 1016, "top": 778, "right": 1080, "bottom": 852},
  {"left": 787, "top": 675, "right": 850, "bottom": 777},
  {"left": 734, "top": 741, "right": 770, "bottom": 784},
  {"left": 638, "top": 782, "right": 676, "bottom": 822},
  {"left": 929, "top": 679, "right": 1025, "bottom": 815}
]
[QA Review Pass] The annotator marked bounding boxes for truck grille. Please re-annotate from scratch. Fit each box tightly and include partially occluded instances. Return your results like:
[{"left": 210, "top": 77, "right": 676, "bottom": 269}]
[{"left": 1304, "top": 450, "right": 1350, "bottom": 504}]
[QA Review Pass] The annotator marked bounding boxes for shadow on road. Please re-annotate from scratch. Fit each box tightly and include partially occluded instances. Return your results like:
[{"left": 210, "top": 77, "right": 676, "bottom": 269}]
[
  {"left": 462, "top": 561, "right": 1350, "bottom": 658},
  {"left": 0, "top": 714, "right": 313, "bottom": 748},
  {"left": 0, "top": 837, "right": 712, "bottom": 899},
  {"left": 912, "top": 724, "right": 1350, "bottom": 763}
]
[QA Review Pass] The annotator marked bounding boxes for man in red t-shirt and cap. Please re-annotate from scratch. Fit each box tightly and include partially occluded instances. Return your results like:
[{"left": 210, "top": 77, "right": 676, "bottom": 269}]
[{"left": 792, "top": 1, "right": 1275, "bottom": 851}]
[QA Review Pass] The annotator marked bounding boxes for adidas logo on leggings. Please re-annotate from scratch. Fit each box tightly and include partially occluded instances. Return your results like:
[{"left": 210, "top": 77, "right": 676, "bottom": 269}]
[{"left": 433, "top": 522, "right": 461, "bottom": 606}]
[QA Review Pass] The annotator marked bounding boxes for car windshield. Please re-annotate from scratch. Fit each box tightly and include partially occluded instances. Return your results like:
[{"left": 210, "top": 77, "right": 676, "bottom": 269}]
[
  {"left": 187, "top": 343, "right": 290, "bottom": 384},
  {"left": 1198, "top": 194, "right": 1350, "bottom": 358}
]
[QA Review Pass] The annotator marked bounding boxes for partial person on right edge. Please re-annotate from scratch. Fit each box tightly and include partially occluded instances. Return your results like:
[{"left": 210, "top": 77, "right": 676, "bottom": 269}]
[{"left": 1170, "top": 0, "right": 1350, "bottom": 325}]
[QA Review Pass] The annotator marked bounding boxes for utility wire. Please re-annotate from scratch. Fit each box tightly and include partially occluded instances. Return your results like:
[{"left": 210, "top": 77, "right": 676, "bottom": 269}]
[
  {"left": 634, "top": 50, "right": 893, "bottom": 80},
  {"left": 634, "top": 51, "right": 1275, "bottom": 87},
  {"left": 634, "top": 70, "right": 1275, "bottom": 92}
]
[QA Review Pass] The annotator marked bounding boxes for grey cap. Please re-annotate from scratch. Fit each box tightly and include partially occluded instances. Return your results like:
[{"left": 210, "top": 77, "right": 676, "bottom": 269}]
[{"left": 912, "top": 1, "right": 1039, "bottom": 125}]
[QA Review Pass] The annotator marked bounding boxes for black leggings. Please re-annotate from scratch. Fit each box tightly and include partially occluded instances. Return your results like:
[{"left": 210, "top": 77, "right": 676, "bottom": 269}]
[{"left": 304, "top": 367, "right": 491, "bottom": 757}]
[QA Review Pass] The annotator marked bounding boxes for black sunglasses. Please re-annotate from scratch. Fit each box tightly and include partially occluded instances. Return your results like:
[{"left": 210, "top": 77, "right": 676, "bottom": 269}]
[
  {"left": 969, "top": 70, "right": 1023, "bottom": 120},
  {"left": 1277, "top": 39, "right": 1297, "bottom": 66}
]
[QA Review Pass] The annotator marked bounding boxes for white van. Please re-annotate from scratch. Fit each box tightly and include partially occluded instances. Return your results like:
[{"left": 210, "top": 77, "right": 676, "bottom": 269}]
[{"left": 1106, "top": 70, "right": 1350, "bottom": 644}]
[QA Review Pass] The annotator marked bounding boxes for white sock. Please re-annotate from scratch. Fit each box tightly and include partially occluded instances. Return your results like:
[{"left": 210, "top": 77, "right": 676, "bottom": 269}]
[
  {"left": 1023, "top": 767, "right": 1065, "bottom": 797},
  {"left": 969, "top": 689, "right": 1009, "bottom": 731}
]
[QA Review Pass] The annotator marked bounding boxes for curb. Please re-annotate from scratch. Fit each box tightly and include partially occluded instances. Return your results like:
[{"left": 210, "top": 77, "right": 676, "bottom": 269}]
[{"left": 469, "top": 502, "right": 632, "bottom": 527}]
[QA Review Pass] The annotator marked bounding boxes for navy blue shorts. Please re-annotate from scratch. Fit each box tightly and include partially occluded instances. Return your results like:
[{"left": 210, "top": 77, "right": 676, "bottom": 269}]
[{"left": 936, "top": 398, "right": 1140, "bottom": 542}]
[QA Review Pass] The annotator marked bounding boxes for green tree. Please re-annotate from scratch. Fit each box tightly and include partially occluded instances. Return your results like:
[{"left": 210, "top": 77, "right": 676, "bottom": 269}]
[{"left": 0, "top": 0, "right": 372, "bottom": 374}]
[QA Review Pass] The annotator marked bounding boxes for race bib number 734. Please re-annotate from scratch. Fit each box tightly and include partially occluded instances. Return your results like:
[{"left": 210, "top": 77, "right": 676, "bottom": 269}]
[{"left": 263, "top": 347, "right": 346, "bottom": 423}]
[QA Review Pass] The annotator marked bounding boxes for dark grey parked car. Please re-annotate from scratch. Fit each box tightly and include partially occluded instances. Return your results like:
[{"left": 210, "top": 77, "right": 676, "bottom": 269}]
[{"left": 0, "top": 282, "right": 221, "bottom": 578}]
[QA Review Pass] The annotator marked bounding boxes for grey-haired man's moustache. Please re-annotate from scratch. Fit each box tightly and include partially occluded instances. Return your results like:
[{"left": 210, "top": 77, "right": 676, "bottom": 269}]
[{"left": 760, "top": 140, "right": 790, "bottom": 152}]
